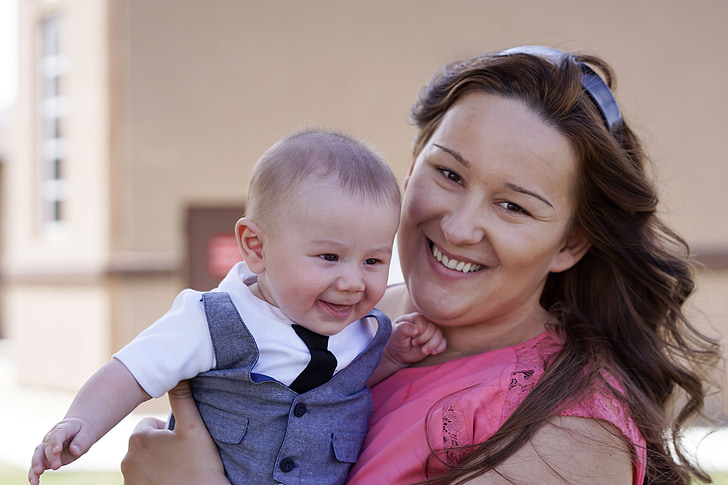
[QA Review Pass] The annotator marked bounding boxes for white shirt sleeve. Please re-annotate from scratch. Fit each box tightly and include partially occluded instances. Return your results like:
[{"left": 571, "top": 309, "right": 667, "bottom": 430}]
[{"left": 113, "top": 289, "right": 216, "bottom": 398}]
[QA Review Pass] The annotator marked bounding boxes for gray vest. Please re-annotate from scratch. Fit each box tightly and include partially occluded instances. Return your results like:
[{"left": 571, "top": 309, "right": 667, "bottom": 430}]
[{"left": 190, "top": 292, "right": 391, "bottom": 485}]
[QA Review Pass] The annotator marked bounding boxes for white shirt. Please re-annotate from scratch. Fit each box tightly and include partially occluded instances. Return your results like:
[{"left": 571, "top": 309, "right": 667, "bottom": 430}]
[{"left": 114, "top": 262, "right": 377, "bottom": 398}]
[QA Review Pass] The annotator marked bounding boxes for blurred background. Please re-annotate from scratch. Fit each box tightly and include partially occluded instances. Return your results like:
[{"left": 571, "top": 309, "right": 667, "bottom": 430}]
[{"left": 0, "top": 0, "right": 726, "bottom": 479}]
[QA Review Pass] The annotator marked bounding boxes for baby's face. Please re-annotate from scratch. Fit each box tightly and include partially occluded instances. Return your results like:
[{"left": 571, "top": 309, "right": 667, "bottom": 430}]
[{"left": 255, "top": 180, "right": 400, "bottom": 336}]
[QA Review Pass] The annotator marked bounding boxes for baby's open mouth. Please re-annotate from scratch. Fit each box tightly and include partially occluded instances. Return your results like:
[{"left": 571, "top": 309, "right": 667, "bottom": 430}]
[{"left": 321, "top": 301, "right": 355, "bottom": 317}]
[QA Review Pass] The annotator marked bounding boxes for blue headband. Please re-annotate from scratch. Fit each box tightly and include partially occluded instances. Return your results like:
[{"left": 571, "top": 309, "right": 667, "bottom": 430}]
[{"left": 500, "top": 46, "right": 623, "bottom": 139}]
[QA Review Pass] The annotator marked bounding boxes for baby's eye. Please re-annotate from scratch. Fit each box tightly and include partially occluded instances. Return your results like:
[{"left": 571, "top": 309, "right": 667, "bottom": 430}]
[
  {"left": 438, "top": 167, "right": 463, "bottom": 185},
  {"left": 320, "top": 254, "right": 338, "bottom": 262},
  {"left": 364, "top": 258, "right": 381, "bottom": 266}
]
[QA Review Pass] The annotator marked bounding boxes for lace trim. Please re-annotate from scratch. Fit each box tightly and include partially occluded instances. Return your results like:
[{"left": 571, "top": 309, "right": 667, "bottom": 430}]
[
  {"left": 502, "top": 333, "right": 560, "bottom": 420},
  {"left": 560, "top": 373, "right": 643, "bottom": 447},
  {"left": 442, "top": 401, "right": 470, "bottom": 465}
]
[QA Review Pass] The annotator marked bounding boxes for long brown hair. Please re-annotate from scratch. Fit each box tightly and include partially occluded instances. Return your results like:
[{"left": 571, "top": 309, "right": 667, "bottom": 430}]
[{"left": 410, "top": 49, "right": 722, "bottom": 484}]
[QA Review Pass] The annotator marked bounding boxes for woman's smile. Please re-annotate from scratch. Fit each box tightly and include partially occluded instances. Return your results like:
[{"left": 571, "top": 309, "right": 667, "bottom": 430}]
[{"left": 430, "top": 240, "right": 485, "bottom": 273}]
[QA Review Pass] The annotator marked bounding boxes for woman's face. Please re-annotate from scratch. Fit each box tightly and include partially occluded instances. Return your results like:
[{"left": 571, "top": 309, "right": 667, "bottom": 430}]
[{"left": 398, "top": 92, "right": 588, "bottom": 339}]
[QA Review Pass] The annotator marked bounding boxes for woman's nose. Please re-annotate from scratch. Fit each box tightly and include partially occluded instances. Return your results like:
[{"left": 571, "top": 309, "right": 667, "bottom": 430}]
[
  {"left": 335, "top": 266, "right": 366, "bottom": 292},
  {"left": 441, "top": 203, "right": 487, "bottom": 246}
]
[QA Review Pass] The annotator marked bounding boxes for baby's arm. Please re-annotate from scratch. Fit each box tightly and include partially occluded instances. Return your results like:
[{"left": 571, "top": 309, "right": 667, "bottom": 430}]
[
  {"left": 29, "top": 358, "right": 151, "bottom": 485},
  {"left": 368, "top": 312, "right": 446, "bottom": 386}
]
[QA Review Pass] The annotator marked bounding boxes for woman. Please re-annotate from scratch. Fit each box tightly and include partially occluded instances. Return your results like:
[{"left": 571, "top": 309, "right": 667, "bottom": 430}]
[{"left": 121, "top": 47, "right": 721, "bottom": 484}]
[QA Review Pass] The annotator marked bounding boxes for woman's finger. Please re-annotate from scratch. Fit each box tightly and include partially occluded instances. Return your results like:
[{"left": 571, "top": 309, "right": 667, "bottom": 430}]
[
  {"left": 165, "top": 380, "right": 207, "bottom": 436},
  {"left": 131, "top": 416, "right": 167, "bottom": 434}
]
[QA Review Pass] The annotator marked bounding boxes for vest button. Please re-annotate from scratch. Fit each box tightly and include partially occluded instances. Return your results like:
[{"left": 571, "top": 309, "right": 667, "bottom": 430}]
[
  {"left": 293, "top": 402, "right": 307, "bottom": 417},
  {"left": 280, "top": 457, "right": 296, "bottom": 473}
]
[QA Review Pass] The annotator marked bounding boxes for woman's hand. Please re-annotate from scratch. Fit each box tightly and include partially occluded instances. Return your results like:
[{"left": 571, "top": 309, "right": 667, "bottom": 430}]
[{"left": 121, "top": 380, "right": 230, "bottom": 485}]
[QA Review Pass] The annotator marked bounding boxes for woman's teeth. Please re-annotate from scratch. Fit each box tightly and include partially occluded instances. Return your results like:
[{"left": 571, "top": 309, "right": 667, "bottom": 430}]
[{"left": 432, "top": 245, "right": 483, "bottom": 273}]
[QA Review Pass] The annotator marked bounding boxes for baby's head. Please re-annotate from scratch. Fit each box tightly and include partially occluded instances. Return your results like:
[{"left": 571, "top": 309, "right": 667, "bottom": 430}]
[
  {"left": 236, "top": 128, "right": 401, "bottom": 335},
  {"left": 244, "top": 128, "right": 401, "bottom": 228}
]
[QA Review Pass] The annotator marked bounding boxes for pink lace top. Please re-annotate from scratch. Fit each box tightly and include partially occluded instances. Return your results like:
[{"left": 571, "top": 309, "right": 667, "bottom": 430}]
[{"left": 347, "top": 331, "right": 646, "bottom": 484}]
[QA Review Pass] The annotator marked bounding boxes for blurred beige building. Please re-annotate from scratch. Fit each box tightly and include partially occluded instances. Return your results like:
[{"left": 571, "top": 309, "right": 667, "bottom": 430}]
[{"left": 2, "top": 0, "right": 726, "bottom": 418}]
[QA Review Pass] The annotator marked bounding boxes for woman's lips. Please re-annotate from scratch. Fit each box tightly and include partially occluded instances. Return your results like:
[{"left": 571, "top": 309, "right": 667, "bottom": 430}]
[{"left": 431, "top": 242, "right": 484, "bottom": 273}]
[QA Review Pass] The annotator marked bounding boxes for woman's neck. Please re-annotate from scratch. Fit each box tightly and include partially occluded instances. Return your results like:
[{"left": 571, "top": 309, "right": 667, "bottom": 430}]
[
  {"left": 380, "top": 284, "right": 552, "bottom": 367},
  {"left": 414, "top": 316, "right": 547, "bottom": 367}
]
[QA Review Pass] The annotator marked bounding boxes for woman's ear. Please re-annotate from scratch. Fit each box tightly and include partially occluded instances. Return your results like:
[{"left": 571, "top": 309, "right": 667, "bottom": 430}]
[
  {"left": 549, "top": 228, "right": 591, "bottom": 273},
  {"left": 235, "top": 218, "right": 265, "bottom": 274}
]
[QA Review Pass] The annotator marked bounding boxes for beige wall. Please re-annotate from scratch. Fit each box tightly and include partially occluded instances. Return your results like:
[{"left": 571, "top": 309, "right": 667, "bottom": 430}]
[
  {"left": 6, "top": 283, "right": 110, "bottom": 389},
  {"left": 3, "top": 0, "right": 726, "bottom": 420},
  {"left": 6, "top": 0, "right": 111, "bottom": 272},
  {"left": 691, "top": 268, "right": 728, "bottom": 422},
  {"left": 118, "top": 0, "right": 728, "bottom": 251},
  {"left": 2, "top": 0, "right": 117, "bottom": 386}
]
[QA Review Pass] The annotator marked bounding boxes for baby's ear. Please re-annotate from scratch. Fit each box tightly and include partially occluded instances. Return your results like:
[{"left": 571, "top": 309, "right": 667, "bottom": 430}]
[{"left": 235, "top": 218, "right": 265, "bottom": 274}]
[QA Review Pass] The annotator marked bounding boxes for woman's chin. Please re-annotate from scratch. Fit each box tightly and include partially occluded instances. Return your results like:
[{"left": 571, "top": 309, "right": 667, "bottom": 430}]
[{"left": 409, "top": 287, "right": 470, "bottom": 324}]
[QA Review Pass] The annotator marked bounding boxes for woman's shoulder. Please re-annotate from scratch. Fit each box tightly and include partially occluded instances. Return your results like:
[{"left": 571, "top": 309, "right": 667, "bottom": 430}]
[
  {"left": 509, "top": 333, "right": 644, "bottom": 449},
  {"left": 462, "top": 415, "right": 634, "bottom": 485}
]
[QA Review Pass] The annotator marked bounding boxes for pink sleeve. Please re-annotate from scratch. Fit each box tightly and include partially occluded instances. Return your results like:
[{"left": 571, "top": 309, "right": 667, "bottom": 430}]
[{"left": 558, "top": 373, "right": 647, "bottom": 485}]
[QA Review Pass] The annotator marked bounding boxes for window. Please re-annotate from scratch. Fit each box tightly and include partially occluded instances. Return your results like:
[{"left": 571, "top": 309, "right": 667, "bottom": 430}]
[{"left": 37, "top": 13, "right": 67, "bottom": 231}]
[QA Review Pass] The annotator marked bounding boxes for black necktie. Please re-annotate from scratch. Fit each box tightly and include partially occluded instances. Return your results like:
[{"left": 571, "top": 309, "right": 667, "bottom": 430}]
[{"left": 290, "top": 324, "right": 338, "bottom": 394}]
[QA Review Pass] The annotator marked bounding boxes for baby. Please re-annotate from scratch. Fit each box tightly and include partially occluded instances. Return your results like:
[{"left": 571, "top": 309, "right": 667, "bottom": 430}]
[{"left": 29, "top": 128, "right": 445, "bottom": 485}]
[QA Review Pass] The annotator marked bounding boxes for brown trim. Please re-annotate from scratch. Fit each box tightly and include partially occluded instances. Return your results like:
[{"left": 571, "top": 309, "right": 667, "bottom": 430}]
[
  {"left": 1, "top": 253, "right": 180, "bottom": 284},
  {"left": 692, "top": 245, "right": 728, "bottom": 270},
  {"left": 106, "top": 254, "right": 179, "bottom": 278},
  {"left": 2, "top": 245, "right": 726, "bottom": 285}
]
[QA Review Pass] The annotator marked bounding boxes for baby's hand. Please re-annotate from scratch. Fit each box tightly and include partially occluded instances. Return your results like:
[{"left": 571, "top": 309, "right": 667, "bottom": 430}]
[
  {"left": 368, "top": 313, "right": 447, "bottom": 386},
  {"left": 387, "top": 312, "right": 447, "bottom": 365},
  {"left": 28, "top": 418, "right": 91, "bottom": 485}
]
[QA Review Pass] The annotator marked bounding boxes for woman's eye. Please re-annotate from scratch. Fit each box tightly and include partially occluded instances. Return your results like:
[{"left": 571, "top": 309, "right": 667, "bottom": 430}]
[
  {"left": 438, "top": 167, "right": 462, "bottom": 184},
  {"left": 320, "top": 254, "right": 338, "bottom": 262},
  {"left": 499, "top": 201, "right": 529, "bottom": 215}
]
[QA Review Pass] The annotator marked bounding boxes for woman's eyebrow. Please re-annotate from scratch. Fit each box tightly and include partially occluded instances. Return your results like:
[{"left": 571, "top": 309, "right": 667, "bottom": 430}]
[
  {"left": 434, "top": 142, "right": 553, "bottom": 209},
  {"left": 433, "top": 143, "right": 469, "bottom": 167},
  {"left": 506, "top": 183, "right": 554, "bottom": 208}
]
